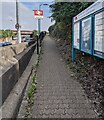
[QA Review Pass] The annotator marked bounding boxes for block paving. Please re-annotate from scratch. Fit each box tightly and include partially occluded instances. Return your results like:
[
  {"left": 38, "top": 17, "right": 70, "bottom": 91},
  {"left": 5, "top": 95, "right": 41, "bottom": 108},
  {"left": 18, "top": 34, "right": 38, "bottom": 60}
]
[{"left": 32, "top": 36, "right": 98, "bottom": 118}]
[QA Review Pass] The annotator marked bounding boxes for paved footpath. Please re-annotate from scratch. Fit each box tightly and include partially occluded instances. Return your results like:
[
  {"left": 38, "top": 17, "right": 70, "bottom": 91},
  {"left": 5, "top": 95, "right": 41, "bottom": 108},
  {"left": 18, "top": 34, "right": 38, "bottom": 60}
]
[{"left": 32, "top": 36, "right": 98, "bottom": 118}]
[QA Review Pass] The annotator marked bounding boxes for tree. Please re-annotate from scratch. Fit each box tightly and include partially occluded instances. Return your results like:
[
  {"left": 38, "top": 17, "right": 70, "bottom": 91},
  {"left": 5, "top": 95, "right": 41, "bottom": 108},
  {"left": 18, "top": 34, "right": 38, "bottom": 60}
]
[
  {"left": 49, "top": 2, "right": 93, "bottom": 41},
  {"left": 1, "top": 29, "right": 14, "bottom": 39}
]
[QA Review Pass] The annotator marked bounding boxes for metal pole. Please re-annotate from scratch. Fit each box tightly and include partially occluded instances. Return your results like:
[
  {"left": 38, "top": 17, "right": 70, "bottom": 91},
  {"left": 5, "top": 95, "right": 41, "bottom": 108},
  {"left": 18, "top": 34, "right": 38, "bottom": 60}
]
[
  {"left": 38, "top": 19, "right": 40, "bottom": 35},
  {"left": 37, "top": 4, "right": 48, "bottom": 53},
  {"left": 16, "top": 0, "right": 18, "bottom": 43},
  {"left": 72, "top": 18, "right": 75, "bottom": 62},
  {"left": 16, "top": 0, "right": 21, "bottom": 43},
  {"left": 37, "top": 5, "right": 41, "bottom": 49},
  {"left": 16, "top": 0, "right": 18, "bottom": 25},
  {"left": 38, "top": 5, "right": 41, "bottom": 35},
  {"left": 38, "top": 4, "right": 48, "bottom": 35},
  {"left": 37, "top": 35, "right": 39, "bottom": 54}
]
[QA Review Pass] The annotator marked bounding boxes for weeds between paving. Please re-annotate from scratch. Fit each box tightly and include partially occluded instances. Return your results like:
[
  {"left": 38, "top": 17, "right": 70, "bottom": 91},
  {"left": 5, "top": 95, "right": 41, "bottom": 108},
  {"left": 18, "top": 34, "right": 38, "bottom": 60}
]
[{"left": 24, "top": 48, "right": 43, "bottom": 118}]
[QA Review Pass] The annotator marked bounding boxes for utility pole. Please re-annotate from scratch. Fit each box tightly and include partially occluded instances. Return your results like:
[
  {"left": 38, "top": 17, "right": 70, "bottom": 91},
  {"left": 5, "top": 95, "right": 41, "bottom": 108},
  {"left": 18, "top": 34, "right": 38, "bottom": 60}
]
[{"left": 15, "top": 0, "right": 21, "bottom": 43}]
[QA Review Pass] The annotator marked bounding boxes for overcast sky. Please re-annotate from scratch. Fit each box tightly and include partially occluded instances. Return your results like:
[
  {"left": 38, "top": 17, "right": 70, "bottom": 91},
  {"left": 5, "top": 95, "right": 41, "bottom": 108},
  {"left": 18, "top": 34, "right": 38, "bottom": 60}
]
[{"left": 0, "top": 0, "right": 55, "bottom": 31}]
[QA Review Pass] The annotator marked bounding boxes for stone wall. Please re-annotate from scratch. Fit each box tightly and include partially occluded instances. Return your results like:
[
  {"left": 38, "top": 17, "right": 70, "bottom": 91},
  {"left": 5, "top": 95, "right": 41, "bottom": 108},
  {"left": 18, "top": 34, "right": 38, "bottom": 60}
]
[
  {"left": 0, "top": 42, "right": 28, "bottom": 71},
  {"left": 1, "top": 43, "right": 36, "bottom": 104}
]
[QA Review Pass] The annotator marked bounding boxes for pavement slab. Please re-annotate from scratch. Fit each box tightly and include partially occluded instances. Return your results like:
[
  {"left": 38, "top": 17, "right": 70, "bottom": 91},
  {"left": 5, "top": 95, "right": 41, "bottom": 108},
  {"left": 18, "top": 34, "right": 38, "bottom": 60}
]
[{"left": 32, "top": 36, "right": 98, "bottom": 118}]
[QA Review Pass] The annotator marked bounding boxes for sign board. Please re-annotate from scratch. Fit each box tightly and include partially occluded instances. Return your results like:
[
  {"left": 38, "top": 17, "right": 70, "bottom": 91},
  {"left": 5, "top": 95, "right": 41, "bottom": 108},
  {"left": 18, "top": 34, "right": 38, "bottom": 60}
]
[
  {"left": 94, "top": 11, "right": 104, "bottom": 57},
  {"left": 74, "top": 22, "right": 80, "bottom": 49},
  {"left": 81, "top": 17, "right": 91, "bottom": 53},
  {"left": 34, "top": 10, "right": 43, "bottom": 18},
  {"left": 74, "top": 0, "right": 104, "bottom": 23},
  {"left": 72, "top": 0, "right": 104, "bottom": 62}
]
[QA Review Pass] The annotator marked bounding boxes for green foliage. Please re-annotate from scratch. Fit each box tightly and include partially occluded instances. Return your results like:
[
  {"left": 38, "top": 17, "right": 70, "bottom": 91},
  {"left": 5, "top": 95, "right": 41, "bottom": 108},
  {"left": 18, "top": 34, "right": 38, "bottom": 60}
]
[
  {"left": 1, "top": 29, "right": 14, "bottom": 38},
  {"left": 49, "top": 2, "right": 93, "bottom": 40},
  {"left": 25, "top": 46, "right": 42, "bottom": 118},
  {"left": 32, "top": 75, "right": 35, "bottom": 83},
  {"left": 32, "top": 30, "right": 38, "bottom": 40},
  {"left": 27, "top": 76, "right": 36, "bottom": 103},
  {"left": 27, "top": 86, "right": 34, "bottom": 99},
  {"left": 50, "top": 2, "right": 92, "bottom": 24}
]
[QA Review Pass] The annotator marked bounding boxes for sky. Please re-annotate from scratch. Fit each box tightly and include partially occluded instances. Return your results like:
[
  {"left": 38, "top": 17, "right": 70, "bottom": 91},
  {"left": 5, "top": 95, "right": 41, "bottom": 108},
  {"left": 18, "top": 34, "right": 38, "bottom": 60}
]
[
  {"left": 0, "top": 0, "right": 55, "bottom": 31},
  {"left": 22, "top": 2, "right": 52, "bottom": 17}
]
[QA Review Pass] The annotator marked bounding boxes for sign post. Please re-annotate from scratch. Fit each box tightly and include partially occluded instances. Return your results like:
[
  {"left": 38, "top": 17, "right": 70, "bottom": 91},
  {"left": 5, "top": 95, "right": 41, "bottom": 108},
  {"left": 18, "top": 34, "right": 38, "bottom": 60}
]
[
  {"left": 34, "top": 10, "right": 43, "bottom": 19},
  {"left": 34, "top": 10, "right": 43, "bottom": 54},
  {"left": 34, "top": 10, "right": 43, "bottom": 34}
]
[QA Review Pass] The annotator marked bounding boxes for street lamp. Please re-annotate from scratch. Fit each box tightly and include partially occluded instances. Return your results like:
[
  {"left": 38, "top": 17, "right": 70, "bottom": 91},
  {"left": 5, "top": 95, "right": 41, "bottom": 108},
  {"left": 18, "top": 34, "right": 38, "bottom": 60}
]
[
  {"left": 33, "top": 4, "right": 49, "bottom": 54},
  {"left": 38, "top": 4, "right": 49, "bottom": 35},
  {"left": 15, "top": 0, "right": 21, "bottom": 44}
]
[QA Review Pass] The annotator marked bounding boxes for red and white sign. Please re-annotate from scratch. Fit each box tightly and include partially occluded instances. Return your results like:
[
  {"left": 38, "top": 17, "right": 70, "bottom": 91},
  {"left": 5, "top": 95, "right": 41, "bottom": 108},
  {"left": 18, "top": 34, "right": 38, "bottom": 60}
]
[{"left": 34, "top": 10, "right": 43, "bottom": 18}]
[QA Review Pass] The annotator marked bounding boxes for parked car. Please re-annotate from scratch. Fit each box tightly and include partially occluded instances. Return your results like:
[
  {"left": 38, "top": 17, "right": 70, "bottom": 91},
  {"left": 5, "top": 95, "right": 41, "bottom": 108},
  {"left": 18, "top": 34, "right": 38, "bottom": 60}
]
[
  {"left": 0, "top": 42, "right": 12, "bottom": 47},
  {"left": 4, "top": 42, "right": 12, "bottom": 46},
  {"left": 22, "top": 37, "right": 26, "bottom": 42},
  {"left": 0, "top": 42, "right": 4, "bottom": 47},
  {"left": 12, "top": 35, "right": 17, "bottom": 40},
  {"left": 22, "top": 36, "right": 31, "bottom": 42},
  {"left": 25, "top": 36, "right": 31, "bottom": 42}
]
